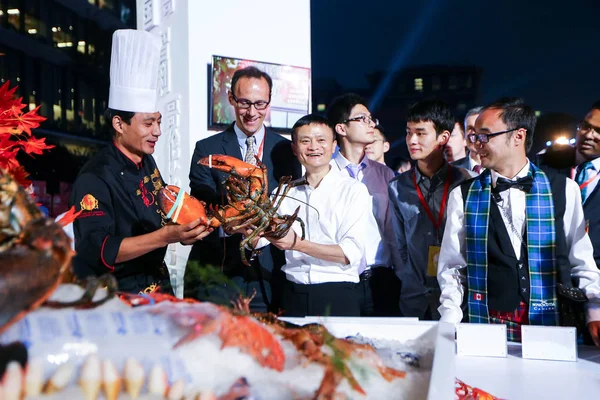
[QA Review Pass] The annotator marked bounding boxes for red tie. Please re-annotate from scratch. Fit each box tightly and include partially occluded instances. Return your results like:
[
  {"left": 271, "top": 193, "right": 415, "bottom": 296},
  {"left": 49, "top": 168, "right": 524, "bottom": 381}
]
[{"left": 473, "top": 164, "right": 482, "bottom": 174}]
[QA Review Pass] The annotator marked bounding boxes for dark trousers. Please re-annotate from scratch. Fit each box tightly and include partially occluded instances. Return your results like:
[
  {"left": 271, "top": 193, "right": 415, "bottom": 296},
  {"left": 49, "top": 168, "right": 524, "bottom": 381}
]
[
  {"left": 281, "top": 280, "right": 360, "bottom": 317},
  {"left": 358, "top": 267, "right": 402, "bottom": 316}
]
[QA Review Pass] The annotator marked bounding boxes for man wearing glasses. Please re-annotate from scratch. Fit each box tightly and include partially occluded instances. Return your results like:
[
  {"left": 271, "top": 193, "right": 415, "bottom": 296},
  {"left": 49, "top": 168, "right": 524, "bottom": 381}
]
[
  {"left": 438, "top": 98, "right": 600, "bottom": 346},
  {"left": 451, "top": 106, "right": 484, "bottom": 174},
  {"left": 574, "top": 102, "right": 600, "bottom": 269},
  {"left": 388, "top": 99, "right": 472, "bottom": 320},
  {"left": 327, "top": 93, "right": 401, "bottom": 316},
  {"left": 188, "top": 66, "right": 301, "bottom": 312}
]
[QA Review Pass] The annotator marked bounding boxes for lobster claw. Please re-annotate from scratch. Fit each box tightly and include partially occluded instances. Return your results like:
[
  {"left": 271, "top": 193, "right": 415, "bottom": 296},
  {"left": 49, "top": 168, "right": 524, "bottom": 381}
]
[
  {"left": 198, "top": 155, "right": 264, "bottom": 181},
  {"left": 157, "top": 185, "right": 219, "bottom": 227}
]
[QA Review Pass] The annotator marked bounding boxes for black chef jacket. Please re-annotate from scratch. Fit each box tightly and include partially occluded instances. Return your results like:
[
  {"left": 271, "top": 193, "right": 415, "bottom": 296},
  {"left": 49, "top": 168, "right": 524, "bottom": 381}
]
[{"left": 70, "top": 142, "right": 172, "bottom": 294}]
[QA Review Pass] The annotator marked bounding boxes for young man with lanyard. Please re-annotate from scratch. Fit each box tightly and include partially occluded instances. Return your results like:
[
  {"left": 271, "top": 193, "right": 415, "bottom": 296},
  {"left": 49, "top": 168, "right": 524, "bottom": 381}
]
[
  {"left": 70, "top": 30, "right": 213, "bottom": 294},
  {"left": 388, "top": 99, "right": 472, "bottom": 319},
  {"left": 438, "top": 98, "right": 600, "bottom": 345},
  {"left": 327, "top": 93, "right": 400, "bottom": 316},
  {"left": 188, "top": 67, "right": 301, "bottom": 312},
  {"left": 246, "top": 114, "right": 381, "bottom": 316}
]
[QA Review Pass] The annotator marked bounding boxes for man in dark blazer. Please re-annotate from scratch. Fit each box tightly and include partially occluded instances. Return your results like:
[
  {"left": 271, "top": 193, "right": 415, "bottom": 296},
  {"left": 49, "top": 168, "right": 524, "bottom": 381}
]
[
  {"left": 538, "top": 100, "right": 600, "bottom": 268},
  {"left": 187, "top": 66, "right": 301, "bottom": 311}
]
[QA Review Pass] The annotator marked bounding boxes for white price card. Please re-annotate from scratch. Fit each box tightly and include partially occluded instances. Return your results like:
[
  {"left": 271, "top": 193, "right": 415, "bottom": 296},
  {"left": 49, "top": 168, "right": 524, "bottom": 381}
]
[
  {"left": 521, "top": 325, "right": 577, "bottom": 362},
  {"left": 456, "top": 323, "right": 507, "bottom": 358}
]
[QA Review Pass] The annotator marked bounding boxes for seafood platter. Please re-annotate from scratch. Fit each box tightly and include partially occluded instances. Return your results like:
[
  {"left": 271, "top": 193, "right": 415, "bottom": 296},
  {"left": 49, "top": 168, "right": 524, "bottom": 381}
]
[{"left": 0, "top": 286, "right": 457, "bottom": 400}]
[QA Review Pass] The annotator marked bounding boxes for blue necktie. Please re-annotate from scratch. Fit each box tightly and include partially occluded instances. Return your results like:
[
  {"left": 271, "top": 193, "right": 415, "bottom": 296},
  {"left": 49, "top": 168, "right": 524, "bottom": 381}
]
[
  {"left": 346, "top": 163, "right": 365, "bottom": 179},
  {"left": 576, "top": 162, "right": 596, "bottom": 203}
]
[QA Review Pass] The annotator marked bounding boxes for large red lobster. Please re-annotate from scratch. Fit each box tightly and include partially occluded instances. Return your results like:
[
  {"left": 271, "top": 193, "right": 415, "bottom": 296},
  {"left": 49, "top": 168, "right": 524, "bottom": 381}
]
[
  {"left": 0, "top": 169, "right": 117, "bottom": 334},
  {"left": 158, "top": 155, "right": 306, "bottom": 266}
]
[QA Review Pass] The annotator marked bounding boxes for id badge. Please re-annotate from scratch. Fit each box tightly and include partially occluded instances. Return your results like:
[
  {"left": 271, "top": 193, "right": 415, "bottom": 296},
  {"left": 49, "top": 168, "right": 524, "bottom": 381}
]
[{"left": 427, "top": 245, "right": 441, "bottom": 277}]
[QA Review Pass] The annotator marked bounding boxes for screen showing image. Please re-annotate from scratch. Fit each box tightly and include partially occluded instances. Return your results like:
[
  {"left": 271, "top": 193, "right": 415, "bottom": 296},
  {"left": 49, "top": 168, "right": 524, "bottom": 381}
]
[{"left": 211, "top": 55, "right": 311, "bottom": 131}]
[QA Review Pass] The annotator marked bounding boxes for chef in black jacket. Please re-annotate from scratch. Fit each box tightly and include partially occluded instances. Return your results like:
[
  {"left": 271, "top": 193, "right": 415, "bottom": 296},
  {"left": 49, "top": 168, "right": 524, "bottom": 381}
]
[{"left": 70, "top": 30, "right": 212, "bottom": 294}]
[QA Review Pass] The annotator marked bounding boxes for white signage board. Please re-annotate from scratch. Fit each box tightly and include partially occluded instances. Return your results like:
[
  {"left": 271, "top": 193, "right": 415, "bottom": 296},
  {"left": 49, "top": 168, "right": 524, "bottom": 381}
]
[
  {"left": 521, "top": 325, "right": 577, "bottom": 362},
  {"left": 456, "top": 323, "right": 507, "bottom": 358}
]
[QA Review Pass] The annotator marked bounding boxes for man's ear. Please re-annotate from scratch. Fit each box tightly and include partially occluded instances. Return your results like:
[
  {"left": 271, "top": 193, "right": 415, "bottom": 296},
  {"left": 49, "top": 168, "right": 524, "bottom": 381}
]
[
  {"left": 438, "top": 130, "right": 451, "bottom": 146},
  {"left": 513, "top": 128, "right": 526, "bottom": 147},
  {"left": 335, "top": 123, "right": 347, "bottom": 138},
  {"left": 228, "top": 91, "right": 236, "bottom": 107},
  {"left": 112, "top": 115, "right": 125, "bottom": 135},
  {"left": 383, "top": 141, "right": 390, "bottom": 153}
]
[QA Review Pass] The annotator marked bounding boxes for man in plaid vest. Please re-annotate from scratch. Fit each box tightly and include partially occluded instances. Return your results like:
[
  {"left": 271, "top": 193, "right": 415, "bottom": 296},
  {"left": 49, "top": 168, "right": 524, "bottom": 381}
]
[{"left": 437, "top": 98, "right": 600, "bottom": 345}]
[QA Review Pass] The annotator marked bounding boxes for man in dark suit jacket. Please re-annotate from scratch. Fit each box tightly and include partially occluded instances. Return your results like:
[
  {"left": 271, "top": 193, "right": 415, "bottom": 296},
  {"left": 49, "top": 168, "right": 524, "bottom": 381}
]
[
  {"left": 187, "top": 66, "right": 301, "bottom": 312},
  {"left": 538, "top": 100, "right": 600, "bottom": 268}
]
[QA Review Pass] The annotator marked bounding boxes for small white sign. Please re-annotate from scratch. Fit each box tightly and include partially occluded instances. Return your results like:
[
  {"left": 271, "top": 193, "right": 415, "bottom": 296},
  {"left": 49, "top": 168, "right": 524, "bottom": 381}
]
[
  {"left": 521, "top": 326, "right": 577, "bottom": 362},
  {"left": 456, "top": 323, "right": 507, "bottom": 358}
]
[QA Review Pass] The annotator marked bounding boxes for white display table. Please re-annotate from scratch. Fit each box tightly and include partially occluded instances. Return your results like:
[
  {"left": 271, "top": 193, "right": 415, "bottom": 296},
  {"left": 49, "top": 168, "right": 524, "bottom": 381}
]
[{"left": 456, "top": 343, "right": 600, "bottom": 399}]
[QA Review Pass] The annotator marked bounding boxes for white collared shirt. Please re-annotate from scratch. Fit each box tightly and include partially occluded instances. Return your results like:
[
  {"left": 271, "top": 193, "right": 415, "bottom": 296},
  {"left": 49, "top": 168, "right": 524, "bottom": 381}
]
[
  {"left": 437, "top": 160, "right": 600, "bottom": 324},
  {"left": 574, "top": 153, "right": 600, "bottom": 196},
  {"left": 257, "top": 167, "right": 381, "bottom": 284},
  {"left": 330, "top": 153, "right": 397, "bottom": 269},
  {"left": 468, "top": 156, "right": 483, "bottom": 173},
  {"left": 233, "top": 123, "right": 266, "bottom": 161}
]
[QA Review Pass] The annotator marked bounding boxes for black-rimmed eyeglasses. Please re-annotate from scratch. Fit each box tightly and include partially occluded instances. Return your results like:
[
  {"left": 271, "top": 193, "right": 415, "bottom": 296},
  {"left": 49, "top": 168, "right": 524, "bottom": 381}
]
[
  {"left": 467, "top": 128, "right": 519, "bottom": 144},
  {"left": 230, "top": 93, "right": 270, "bottom": 110},
  {"left": 344, "top": 115, "right": 379, "bottom": 126},
  {"left": 577, "top": 121, "right": 600, "bottom": 135}
]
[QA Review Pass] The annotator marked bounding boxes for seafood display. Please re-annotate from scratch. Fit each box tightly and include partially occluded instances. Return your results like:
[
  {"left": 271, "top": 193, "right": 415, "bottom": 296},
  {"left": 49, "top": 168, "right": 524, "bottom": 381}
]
[
  {"left": 455, "top": 378, "right": 500, "bottom": 400},
  {"left": 0, "top": 168, "right": 115, "bottom": 335},
  {"left": 0, "top": 288, "right": 416, "bottom": 399},
  {"left": 158, "top": 155, "right": 306, "bottom": 265}
]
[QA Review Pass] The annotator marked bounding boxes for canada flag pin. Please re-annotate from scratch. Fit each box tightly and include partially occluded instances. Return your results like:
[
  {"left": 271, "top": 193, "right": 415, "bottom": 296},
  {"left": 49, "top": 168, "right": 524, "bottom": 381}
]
[{"left": 474, "top": 293, "right": 484, "bottom": 301}]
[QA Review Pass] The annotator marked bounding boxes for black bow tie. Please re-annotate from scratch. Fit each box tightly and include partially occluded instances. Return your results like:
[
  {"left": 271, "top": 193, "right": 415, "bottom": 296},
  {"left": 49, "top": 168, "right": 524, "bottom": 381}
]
[{"left": 493, "top": 176, "right": 534, "bottom": 194}]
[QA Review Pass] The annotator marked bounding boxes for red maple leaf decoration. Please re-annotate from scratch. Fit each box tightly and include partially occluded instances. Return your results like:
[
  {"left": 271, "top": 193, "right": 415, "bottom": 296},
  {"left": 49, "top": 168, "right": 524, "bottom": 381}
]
[
  {"left": 21, "top": 136, "right": 54, "bottom": 155},
  {"left": 0, "top": 81, "right": 51, "bottom": 188}
]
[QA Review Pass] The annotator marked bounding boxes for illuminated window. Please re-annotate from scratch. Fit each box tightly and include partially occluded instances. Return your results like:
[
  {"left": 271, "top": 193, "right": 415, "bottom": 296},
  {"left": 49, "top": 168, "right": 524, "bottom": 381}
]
[
  {"left": 414, "top": 78, "right": 423, "bottom": 92},
  {"left": 535, "top": 110, "right": 541, "bottom": 117},
  {"left": 77, "top": 41, "right": 86, "bottom": 54},
  {"left": 317, "top": 104, "right": 326, "bottom": 112},
  {"left": 7, "top": 4, "right": 20, "bottom": 31}
]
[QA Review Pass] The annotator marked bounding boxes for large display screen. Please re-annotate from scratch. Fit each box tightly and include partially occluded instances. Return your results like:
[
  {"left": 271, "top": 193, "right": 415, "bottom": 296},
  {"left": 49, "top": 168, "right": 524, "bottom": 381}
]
[{"left": 210, "top": 55, "right": 311, "bottom": 131}]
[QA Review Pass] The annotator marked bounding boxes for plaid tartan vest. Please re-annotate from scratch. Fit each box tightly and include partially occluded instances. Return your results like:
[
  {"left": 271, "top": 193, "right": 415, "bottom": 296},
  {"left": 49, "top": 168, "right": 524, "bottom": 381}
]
[{"left": 464, "top": 163, "right": 559, "bottom": 328}]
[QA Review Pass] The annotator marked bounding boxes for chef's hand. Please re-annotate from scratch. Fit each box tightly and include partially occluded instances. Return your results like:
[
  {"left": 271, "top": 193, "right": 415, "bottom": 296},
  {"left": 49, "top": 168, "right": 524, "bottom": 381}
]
[{"left": 160, "top": 219, "right": 213, "bottom": 245}]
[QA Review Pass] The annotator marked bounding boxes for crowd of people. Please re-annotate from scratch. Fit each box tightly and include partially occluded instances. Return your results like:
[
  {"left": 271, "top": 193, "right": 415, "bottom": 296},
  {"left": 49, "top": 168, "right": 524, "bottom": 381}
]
[{"left": 67, "top": 29, "right": 600, "bottom": 346}]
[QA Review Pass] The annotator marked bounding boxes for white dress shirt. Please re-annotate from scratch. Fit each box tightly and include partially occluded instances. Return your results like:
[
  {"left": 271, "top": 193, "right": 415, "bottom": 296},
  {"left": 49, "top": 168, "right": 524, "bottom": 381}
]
[
  {"left": 330, "top": 153, "right": 396, "bottom": 269},
  {"left": 256, "top": 166, "right": 381, "bottom": 284},
  {"left": 234, "top": 123, "right": 265, "bottom": 161},
  {"left": 468, "top": 156, "right": 482, "bottom": 173},
  {"left": 437, "top": 161, "right": 600, "bottom": 324},
  {"left": 574, "top": 153, "right": 600, "bottom": 196}
]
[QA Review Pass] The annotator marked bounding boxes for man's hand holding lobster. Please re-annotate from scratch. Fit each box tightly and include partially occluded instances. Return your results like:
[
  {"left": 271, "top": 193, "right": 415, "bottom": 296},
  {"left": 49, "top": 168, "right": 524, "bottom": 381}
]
[{"left": 159, "top": 219, "right": 214, "bottom": 246}]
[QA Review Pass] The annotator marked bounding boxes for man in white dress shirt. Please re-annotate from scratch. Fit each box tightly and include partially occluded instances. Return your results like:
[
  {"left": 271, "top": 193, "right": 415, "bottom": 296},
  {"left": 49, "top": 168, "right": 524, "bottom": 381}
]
[
  {"left": 438, "top": 98, "right": 600, "bottom": 345},
  {"left": 248, "top": 114, "right": 381, "bottom": 316},
  {"left": 327, "top": 93, "right": 400, "bottom": 316}
]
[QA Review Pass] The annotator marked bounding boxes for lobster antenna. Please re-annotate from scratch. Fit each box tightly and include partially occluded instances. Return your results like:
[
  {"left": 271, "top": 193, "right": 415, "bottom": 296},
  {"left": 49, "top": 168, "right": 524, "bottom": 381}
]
[{"left": 270, "top": 193, "right": 321, "bottom": 220}]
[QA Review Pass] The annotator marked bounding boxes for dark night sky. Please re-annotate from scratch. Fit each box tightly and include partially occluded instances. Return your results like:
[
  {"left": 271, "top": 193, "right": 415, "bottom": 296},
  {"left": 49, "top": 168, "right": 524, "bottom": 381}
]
[{"left": 311, "top": 0, "right": 600, "bottom": 118}]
